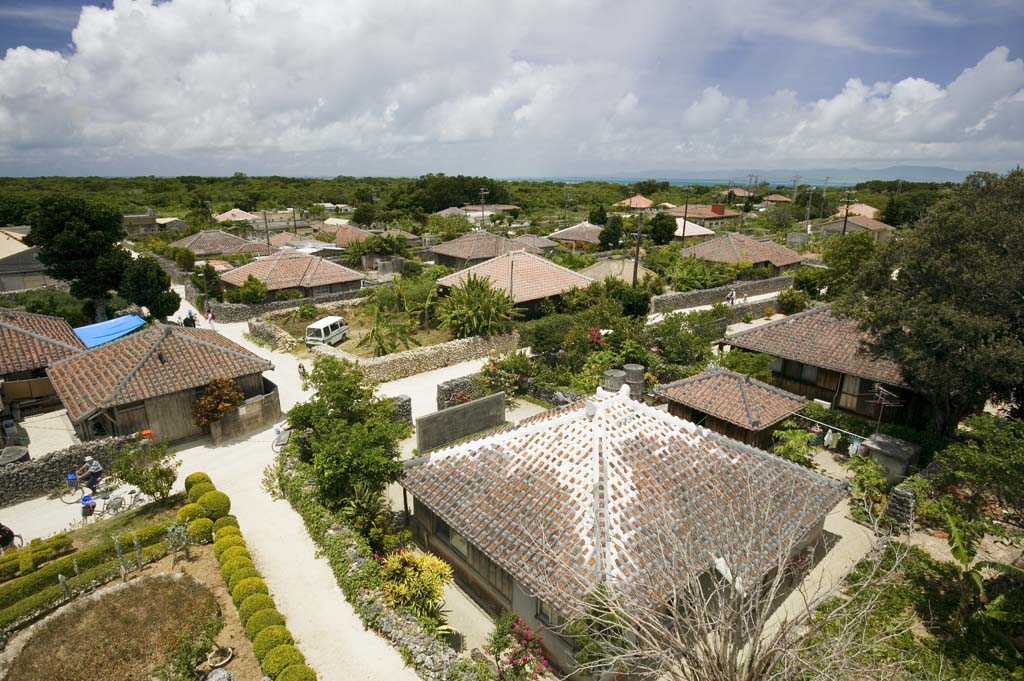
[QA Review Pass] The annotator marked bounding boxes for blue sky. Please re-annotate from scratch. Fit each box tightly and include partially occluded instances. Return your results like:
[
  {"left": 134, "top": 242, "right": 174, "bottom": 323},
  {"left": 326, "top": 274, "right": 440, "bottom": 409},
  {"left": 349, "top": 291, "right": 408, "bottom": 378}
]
[{"left": 0, "top": 0, "right": 1022, "bottom": 176}]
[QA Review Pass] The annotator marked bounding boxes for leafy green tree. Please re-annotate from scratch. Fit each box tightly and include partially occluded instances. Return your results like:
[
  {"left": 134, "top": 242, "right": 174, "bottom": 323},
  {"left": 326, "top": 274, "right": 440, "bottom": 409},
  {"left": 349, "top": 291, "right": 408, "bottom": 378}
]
[
  {"left": 718, "top": 350, "right": 774, "bottom": 382},
  {"left": 648, "top": 212, "right": 676, "bottom": 245},
  {"left": 25, "top": 194, "right": 130, "bottom": 321},
  {"left": 771, "top": 423, "right": 816, "bottom": 468},
  {"left": 111, "top": 438, "right": 180, "bottom": 500},
  {"left": 879, "top": 190, "right": 942, "bottom": 227},
  {"left": 192, "top": 378, "right": 244, "bottom": 427},
  {"left": 235, "top": 275, "right": 268, "bottom": 304},
  {"left": 651, "top": 308, "right": 722, "bottom": 367},
  {"left": 438, "top": 274, "right": 518, "bottom": 338},
  {"left": 190, "top": 263, "right": 224, "bottom": 303},
  {"left": 844, "top": 171, "right": 1024, "bottom": 434},
  {"left": 119, "top": 256, "right": 180, "bottom": 319},
  {"left": 775, "top": 287, "right": 810, "bottom": 314},
  {"left": 15, "top": 290, "right": 92, "bottom": 327},
  {"left": 588, "top": 205, "right": 608, "bottom": 225},
  {"left": 352, "top": 203, "right": 377, "bottom": 226},
  {"left": 599, "top": 215, "right": 624, "bottom": 251},
  {"left": 762, "top": 203, "right": 799, "bottom": 232},
  {"left": 820, "top": 231, "right": 876, "bottom": 300}
]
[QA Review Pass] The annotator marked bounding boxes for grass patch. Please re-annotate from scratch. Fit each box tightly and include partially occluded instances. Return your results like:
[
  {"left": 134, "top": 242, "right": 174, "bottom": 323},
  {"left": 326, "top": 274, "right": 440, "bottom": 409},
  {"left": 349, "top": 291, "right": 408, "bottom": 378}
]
[
  {"left": 66, "top": 493, "right": 183, "bottom": 550},
  {"left": 520, "top": 395, "right": 555, "bottom": 410},
  {"left": 5, "top": 574, "right": 221, "bottom": 681}
]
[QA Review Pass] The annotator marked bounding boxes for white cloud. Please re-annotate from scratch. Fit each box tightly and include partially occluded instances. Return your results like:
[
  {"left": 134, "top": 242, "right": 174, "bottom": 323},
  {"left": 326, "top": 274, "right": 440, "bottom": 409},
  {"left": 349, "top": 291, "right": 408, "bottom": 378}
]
[{"left": 0, "top": 0, "right": 1020, "bottom": 174}]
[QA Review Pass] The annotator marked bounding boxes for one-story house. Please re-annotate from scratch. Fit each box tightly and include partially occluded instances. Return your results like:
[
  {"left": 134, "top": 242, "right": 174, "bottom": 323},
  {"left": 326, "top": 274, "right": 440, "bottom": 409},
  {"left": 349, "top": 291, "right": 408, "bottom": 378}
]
[
  {"left": 213, "top": 208, "right": 259, "bottom": 223},
  {"left": 0, "top": 247, "right": 61, "bottom": 292},
  {"left": 221, "top": 253, "right": 364, "bottom": 300},
  {"left": 434, "top": 207, "right": 469, "bottom": 220},
  {"left": 578, "top": 258, "right": 655, "bottom": 285},
  {"left": 0, "top": 310, "right": 86, "bottom": 410},
  {"left": 723, "top": 305, "right": 931, "bottom": 426},
  {"left": 512, "top": 234, "right": 559, "bottom": 254},
  {"left": 47, "top": 325, "right": 277, "bottom": 443},
  {"left": 613, "top": 194, "right": 654, "bottom": 210},
  {"left": 813, "top": 215, "right": 895, "bottom": 243},
  {"left": 429, "top": 231, "right": 537, "bottom": 269},
  {"left": 436, "top": 250, "right": 592, "bottom": 316},
  {"left": 672, "top": 219, "right": 716, "bottom": 244},
  {"left": 156, "top": 217, "right": 186, "bottom": 232},
  {"left": 763, "top": 194, "right": 792, "bottom": 205},
  {"left": 680, "top": 232, "right": 803, "bottom": 276},
  {"left": 665, "top": 204, "right": 742, "bottom": 228},
  {"left": 168, "top": 230, "right": 275, "bottom": 258},
  {"left": 326, "top": 224, "right": 372, "bottom": 249},
  {"left": 401, "top": 387, "right": 845, "bottom": 672},
  {"left": 547, "top": 221, "right": 603, "bottom": 249},
  {"left": 831, "top": 203, "right": 879, "bottom": 220},
  {"left": 656, "top": 368, "right": 806, "bottom": 449},
  {"left": 720, "top": 187, "right": 754, "bottom": 199}
]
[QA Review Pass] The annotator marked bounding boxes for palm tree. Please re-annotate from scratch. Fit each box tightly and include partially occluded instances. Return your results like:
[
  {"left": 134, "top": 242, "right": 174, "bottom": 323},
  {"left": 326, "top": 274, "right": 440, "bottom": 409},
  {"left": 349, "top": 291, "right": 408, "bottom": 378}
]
[
  {"left": 438, "top": 274, "right": 519, "bottom": 339},
  {"left": 357, "top": 308, "right": 420, "bottom": 357}
]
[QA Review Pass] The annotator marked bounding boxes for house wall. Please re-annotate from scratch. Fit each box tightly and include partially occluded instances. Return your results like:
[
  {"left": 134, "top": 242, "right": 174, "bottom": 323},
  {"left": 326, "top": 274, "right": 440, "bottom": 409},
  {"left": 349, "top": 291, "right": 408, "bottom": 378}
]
[
  {"left": 143, "top": 391, "right": 205, "bottom": 442},
  {"left": 0, "top": 272, "right": 60, "bottom": 292},
  {"left": 666, "top": 402, "right": 772, "bottom": 448},
  {"left": 650, "top": 275, "right": 794, "bottom": 313},
  {"left": 415, "top": 392, "right": 505, "bottom": 452},
  {"left": 817, "top": 221, "right": 892, "bottom": 243},
  {"left": 433, "top": 253, "right": 491, "bottom": 270},
  {"left": 210, "top": 378, "right": 281, "bottom": 445}
]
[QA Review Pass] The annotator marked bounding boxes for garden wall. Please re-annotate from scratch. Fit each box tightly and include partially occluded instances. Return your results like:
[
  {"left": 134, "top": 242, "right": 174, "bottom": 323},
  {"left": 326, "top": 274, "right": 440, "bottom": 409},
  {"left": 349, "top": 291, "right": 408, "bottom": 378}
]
[
  {"left": 183, "top": 283, "right": 363, "bottom": 322},
  {"left": 0, "top": 283, "right": 70, "bottom": 301},
  {"left": 651, "top": 275, "right": 794, "bottom": 313},
  {"left": 416, "top": 393, "right": 505, "bottom": 452},
  {"left": 209, "top": 381, "right": 282, "bottom": 445},
  {"left": 314, "top": 332, "right": 520, "bottom": 384},
  {"left": 436, "top": 375, "right": 583, "bottom": 411},
  {"left": 0, "top": 435, "right": 137, "bottom": 508}
]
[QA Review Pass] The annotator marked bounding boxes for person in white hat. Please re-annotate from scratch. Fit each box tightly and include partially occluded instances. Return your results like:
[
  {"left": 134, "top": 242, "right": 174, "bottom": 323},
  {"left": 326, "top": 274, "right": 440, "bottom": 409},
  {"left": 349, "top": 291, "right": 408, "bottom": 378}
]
[{"left": 76, "top": 456, "right": 104, "bottom": 493}]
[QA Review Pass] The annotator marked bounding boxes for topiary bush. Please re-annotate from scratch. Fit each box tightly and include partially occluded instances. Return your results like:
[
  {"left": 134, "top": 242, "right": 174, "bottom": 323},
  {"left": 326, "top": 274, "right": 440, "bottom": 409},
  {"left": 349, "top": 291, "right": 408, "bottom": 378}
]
[
  {"left": 277, "top": 663, "right": 317, "bottom": 681},
  {"left": 232, "top": 576, "right": 269, "bottom": 606},
  {"left": 253, "top": 625, "right": 294, "bottom": 661},
  {"left": 184, "top": 471, "right": 211, "bottom": 493},
  {"left": 219, "top": 545, "right": 251, "bottom": 564},
  {"left": 220, "top": 556, "right": 256, "bottom": 582},
  {"left": 262, "top": 644, "right": 306, "bottom": 679},
  {"left": 245, "top": 608, "right": 286, "bottom": 640},
  {"left": 214, "top": 525, "right": 242, "bottom": 543},
  {"left": 197, "top": 490, "right": 231, "bottom": 520},
  {"left": 187, "top": 481, "right": 216, "bottom": 503},
  {"left": 187, "top": 518, "right": 214, "bottom": 544},
  {"left": 213, "top": 515, "right": 239, "bottom": 532},
  {"left": 176, "top": 503, "right": 208, "bottom": 524},
  {"left": 238, "top": 593, "right": 276, "bottom": 625},
  {"left": 228, "top": 567, "right": 261, "bottom": 592},
  {"left": 213, "top": 535, "right": 247, "bottom": 561}
]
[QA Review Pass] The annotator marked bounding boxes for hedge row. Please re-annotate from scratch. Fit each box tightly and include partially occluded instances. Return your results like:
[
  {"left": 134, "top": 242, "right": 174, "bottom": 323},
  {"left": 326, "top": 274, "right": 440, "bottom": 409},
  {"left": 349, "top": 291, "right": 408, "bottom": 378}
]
[
  {"left": 0, "top": 533, "right": 75, "bottom": 583},
  {"left": 0, "top": 522, "right": 168, "bottom": 612},
  {"left": 192, "top": 472, "right": 317, "bottom": 681}
]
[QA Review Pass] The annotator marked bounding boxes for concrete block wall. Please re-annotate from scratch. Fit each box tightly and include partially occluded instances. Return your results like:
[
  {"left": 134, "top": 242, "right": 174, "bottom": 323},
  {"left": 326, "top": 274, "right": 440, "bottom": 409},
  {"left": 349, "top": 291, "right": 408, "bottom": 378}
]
[
  {"left": 416, "top": 393, "right": 505, "bottom": 452},
  {"left": 651, "top": 275, "right": 794, "bottom": 313}
]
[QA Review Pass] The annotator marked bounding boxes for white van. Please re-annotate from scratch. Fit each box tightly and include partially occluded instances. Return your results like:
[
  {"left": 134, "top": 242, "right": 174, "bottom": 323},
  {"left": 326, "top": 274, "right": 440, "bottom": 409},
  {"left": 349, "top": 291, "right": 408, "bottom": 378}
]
[{"left": 305, "top": 315, "right": 349, "bottom": 347}]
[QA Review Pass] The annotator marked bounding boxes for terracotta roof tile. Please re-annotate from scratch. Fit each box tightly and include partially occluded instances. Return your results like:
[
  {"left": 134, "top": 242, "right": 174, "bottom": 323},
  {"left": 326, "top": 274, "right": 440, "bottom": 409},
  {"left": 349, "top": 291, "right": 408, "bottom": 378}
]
[
  {"left": 436, "top": 250, "right": 592, "bottom": 304},
  {"left": 169, "top": 230, "right": 274, "bottom": 257},
  {"left": 665, "top": 204, "right": 741, "bottom": 219},
  {"left": 430, "top": 231, "right": 537, "bottom": 261},
  {"left": 220, "top": 253, "right": 363, "bottom": 291},
  {"left": 402, "top": 389, "right": 845, "bottom": 616},
  {"left": 726, "top": 305, "right": 905, "bottom": 386},
  {"left": 681, "top": 232, "right": 802, "bottom": 267},
  {"left": 764, "top": 194, "right": 791, "bottom": 202},
  {"left": 818, "top": 215, "right": 894, "bottom": 233},
  {"left": 548, "top": 221, "right": 603, "bottom": 245},
  {"left": 513, "top": 234, "right": 558, "bottom": 250},
  {"left": 47, "top": 325, "right": 273, "bottom": 421},
  {"left": 0, "top": 310, "right": 86, "bottom": 375},
  {"left": 613, "top": 195, "right": 654, "bottom": 209},
  {"left": 657, "top": 368, "right": 805, "bottom": 430}
]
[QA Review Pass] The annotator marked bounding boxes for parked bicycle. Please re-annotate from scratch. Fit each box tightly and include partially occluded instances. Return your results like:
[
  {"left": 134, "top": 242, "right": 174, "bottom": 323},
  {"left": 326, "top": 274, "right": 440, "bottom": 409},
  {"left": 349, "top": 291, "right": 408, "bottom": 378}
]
[
  {"left": 271, "top": 426, "right": 292, "bottom": 453},
  {"left": 95, "top": 488, "right": 145, "bottom": 518}
]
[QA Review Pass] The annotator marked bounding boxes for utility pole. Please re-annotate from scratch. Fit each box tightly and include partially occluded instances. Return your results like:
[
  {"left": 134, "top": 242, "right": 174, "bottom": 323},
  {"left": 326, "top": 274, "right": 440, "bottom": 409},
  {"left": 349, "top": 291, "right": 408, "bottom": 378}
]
[
  {"left": 263, "top": 210, "right": 270, "bottom": 248},
  {"left": 819, "top": 175, "right": 830, "bottom": 218},
  {"left": 479, "top": 187, "right": 489, "bottom": 232},
  {"left": 563, "top": 184, "right": 570, "bottom": 227},
  {"left": 292, "top": 207, "right": 298, "bottom": 235},
  {"left": 841, "top": 190, "right": 855, "bottom": 235},
  {"left": 790, "top": 175, "right": 801, "bottom": 203},
  {"left": 631, "top": 211, "right": 643, "bottom": 288},
  {"left": 805, "top": 186, "right": 815, "bottom": 224},
  {"left": 679, "top": 187, "right": 690, "bottom": 244}
]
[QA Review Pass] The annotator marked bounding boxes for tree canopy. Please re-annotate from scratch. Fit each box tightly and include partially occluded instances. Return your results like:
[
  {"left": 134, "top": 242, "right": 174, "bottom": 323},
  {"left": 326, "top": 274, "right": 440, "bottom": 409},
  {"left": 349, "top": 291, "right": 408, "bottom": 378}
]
[{"left": 119, "top": 256, "right": 181, "bottom": 319}]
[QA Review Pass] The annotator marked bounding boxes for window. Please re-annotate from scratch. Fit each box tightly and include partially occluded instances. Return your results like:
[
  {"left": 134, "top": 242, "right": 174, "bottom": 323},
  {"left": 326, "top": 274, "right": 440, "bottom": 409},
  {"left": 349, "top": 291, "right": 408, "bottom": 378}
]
[
  {"left": 469, "top": 545, "right": 514, "bottom": 600},
  {"left": 436, "top": 518, "right": 468, "bottom": 556},
  {"left": 800, "top": 363, "right": 819, "bottom": 384},
  {"left": 537, "top": 598, "right": 561, "bottom": 626}
]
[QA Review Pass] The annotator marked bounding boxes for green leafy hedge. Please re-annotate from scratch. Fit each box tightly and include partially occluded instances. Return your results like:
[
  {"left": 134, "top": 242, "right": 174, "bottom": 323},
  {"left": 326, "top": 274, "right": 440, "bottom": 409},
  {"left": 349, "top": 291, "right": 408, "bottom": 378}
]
[
  {"left": 262, "top": 645, "right": 306, "bottom": 678},
  {"left": 187, "top": 481, "right": 217, "bottom": 503},
  {"left": 0, "top": 533, "right": 74, "bottom": 582},
  {"left": 277, "top": 664, "right": 318, "bottom": 681},
  {"left": 213, "top": 515, "right": 239, "bottom": 532},
  {"left": 188, "top": 518, "right": 214, "bottom": 544},
  {"left": 238, "top": 593, "right": 276, "bottom": 626},
  {"left": 184, "top": 471, "right": 212, "bottom": 492},
  {"left": 253, "top": 625, "right": 294, "bottom": 661},
  {"left": 198, "top": 490, "right": 231, "bottom": 520},
  {"left": 245, "top": 608, "right": 286, "bottom": 640}
]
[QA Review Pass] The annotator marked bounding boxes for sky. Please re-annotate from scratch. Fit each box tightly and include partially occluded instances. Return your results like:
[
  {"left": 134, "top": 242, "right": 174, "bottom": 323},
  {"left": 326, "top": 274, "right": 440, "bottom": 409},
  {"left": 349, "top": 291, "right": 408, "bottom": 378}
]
[{"left": 0, "top": 0, "right": 1022, "bottom": 177}]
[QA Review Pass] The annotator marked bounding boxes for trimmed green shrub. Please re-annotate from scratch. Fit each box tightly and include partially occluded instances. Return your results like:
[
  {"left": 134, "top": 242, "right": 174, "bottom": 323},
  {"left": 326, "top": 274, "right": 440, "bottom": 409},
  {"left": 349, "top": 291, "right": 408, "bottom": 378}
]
[
  {"left": 228, "top": 567, "right": 261, "bottom": 592},
  {"left": 18, "top": 552, "right": 33, "bottom": 576},
  {"left": 219, "top": 546, "right": 251, "bottom": 564},
  {"left": 187, "top": 481, "right": 216, "bottom": 503},
  {"left": 262, "top": 644, "right": 306, "bottom": 679},
  {"left": 198, "top": 490, "right": 231, "bottom": 520},
  {"left": 238, "top": 593, "right": 276, "bottom": 625},
  {"left": 187, "top": 518, "right": 214, "bottom": 544},
  {"left": 213, "top": 515, "right": 239, "bottom": 532},
  {"left": 213, "top": 535, "right": 247, "bottom": 561},
  {"left": 245, "top": 608, "right": 286, "bottom": 640},
  {"left": 184, "top": 471, "right": 211, "bottom": 493},
  {"left": 253, "top": 625, "right": 294, "bottom": 661},
  {"left": 214, "top": 525, "right": 242, "bottom": 543},
  {"left": 0, "top": 533, "right": 75, "bottom": 582},
  {"left": 277, "top": 663, "right": 317, "bottom": 681},
  {"left": 176, "top": 503, "right": 208, "bottom": 524},
  {"left": 232, "top": 577, "right": 269, "bottom": 606},
  {"left": 220, "top": 556, "right": 256, "bottom": 582}
]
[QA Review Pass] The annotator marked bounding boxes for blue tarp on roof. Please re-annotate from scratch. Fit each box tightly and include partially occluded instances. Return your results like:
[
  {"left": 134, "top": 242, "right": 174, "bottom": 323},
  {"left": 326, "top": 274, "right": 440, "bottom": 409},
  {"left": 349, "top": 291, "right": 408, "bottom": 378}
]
[{"left": 73, "top": 315, "right": 147, "bottom": 348}]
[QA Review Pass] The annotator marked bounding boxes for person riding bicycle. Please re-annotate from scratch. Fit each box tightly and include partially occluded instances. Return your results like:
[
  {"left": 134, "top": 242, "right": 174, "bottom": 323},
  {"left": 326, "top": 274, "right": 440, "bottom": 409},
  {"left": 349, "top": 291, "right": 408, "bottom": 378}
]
[
  {"left": 77, "top": 456, "right": 104, "bottom": 492},
  {"left": 81, "top": 495, "right": 97, "bottom": 519},
  {"left": 0, "top": 523, "right": 14, "bottom": 549}
]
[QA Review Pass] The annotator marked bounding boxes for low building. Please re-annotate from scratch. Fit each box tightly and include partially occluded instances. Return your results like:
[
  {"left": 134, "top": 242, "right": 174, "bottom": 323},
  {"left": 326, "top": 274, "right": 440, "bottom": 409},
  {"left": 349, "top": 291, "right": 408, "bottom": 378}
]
[
  {"left": 434, "top": 207, "right": 469, "bottom": 219},
  {"left": 436, "top": 250, "right": 592, "bottom": 315},
  {"left": 0, "top": 248, "right": 60, "bottom": 292},
  {"left": 813, "top": 215, "right": 895, "bottom": 243},
  {"left": 401, "top": 387, "right": 845, "bottom": 672},
  {"left": 512, "top": 234, "right": 558, "bottom": 254},
  {"left": 672, "top": 219, "right": 716, "bottom": 244},
  {"left": 680, "top": 232, "right": 803, "bottom": 275},
  {"left": 220, "top": 252, "right": 364, "bottom": 300},
  {"left": 579, "top": 258, "right": 655, "bottom": 284},
  {"left": 378, "top": 228, "right": 421, "bottom": 247},
  {"left": 0, "top": 230, "right": 28, "bottom": 260},
  {"left": 48, "top": 325, "right": 277, "bottom": 443},
  {"left": 429, "top": 231, "right": 536, "bottom": 269},
  {"left": 214, "top": 208, "right": 260, "bottom": 223},
  {"left": 122, "top": 209, "right": 158, "bottom": 236},
  {"left": 461, "top": 203, "right": 520, "bottom": 214},
  {"left": 613, "top": 194, "right": 654, "bottom": 210},
  {"left": 155, "top": 217, "right": 186, "bottom": 231},
  {"left": 724, "top": 305, "right": 931, "bottom": 426},
  {"left": 0, "top": 311, "right": 86, "bottom": 411},
  {"left": 831, "top": 203, "right": 879, "bottom": 220},
  {"left": 720, "top": 187, "right": 754, "bottom": 199},
  {"left": 168, "top": 230, "right": 275, "bottom": 258},
  {"left": 547, "top": 221, "right": 603, "bottom": 249},
  {"left": 656, "top": 368, "right": 805, "bottom": 449},
  {"left": 763, "top": 194, "right": 792, "bottom": 205},
  {"left": 328, "top": 224, "right": 372, "bottom": 249},
  {"left": 314, "top": 202, "right": 354, "bottom": 214},
  {"left": 665, "top": 204, "right": 742, "bottom": 229}
]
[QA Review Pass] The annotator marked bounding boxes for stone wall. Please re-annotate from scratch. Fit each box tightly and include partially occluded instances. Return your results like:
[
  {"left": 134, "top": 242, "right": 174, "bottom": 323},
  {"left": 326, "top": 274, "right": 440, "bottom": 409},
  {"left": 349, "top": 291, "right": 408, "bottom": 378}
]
[
  {"left": 416, "top": 393, "right": 505, "bottom": 452},
  {"left": 392, "top": 395, "right": 413, "bottom": 427},
  {"left": 651, "top": 275, "right": 794, "bottom": 313},
  {"left": 886, "top": 460, "right": 942, "bottom": 528},
  {"left": 314, "top": 332, "right": 520, "bottom": 384},
  {"left": 209, "top": 382, "right": 282, "bottom": 445},
  {"left": 183, "top": 283, "right": 364, "bottom": 322},
  {"left": 0, "top": 283, "right": 70, "bottom": 301},
  {"left": 0, "top": 435, "right": 137, "bottom": 507},
  {"left": 246, "top": 319, "right": 300, "bottom": 353},
  {"left": 436, "top": 374, "right": 583, "bottom": 411}
]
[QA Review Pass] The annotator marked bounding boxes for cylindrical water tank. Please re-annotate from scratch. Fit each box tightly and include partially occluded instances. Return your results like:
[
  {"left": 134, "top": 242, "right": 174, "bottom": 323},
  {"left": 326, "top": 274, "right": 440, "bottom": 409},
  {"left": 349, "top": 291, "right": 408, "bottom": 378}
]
[{"left": 603, "top": 369, "right": 626, "bottom": 392}]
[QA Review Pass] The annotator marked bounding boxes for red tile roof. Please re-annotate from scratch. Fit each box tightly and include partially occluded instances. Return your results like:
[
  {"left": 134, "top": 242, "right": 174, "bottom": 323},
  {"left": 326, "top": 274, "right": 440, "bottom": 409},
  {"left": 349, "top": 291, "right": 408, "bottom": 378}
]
[
  {"left": 268, "top": 232, "right": 300, "bottom": 247},
  {"left": 548, "top": 221, "right": 603, "bottom": 245},
  {"left": 613, "top": 194, "right": 654, "bottom": 209},
  {"left": 330, "top": 224, "right": 372, "bottom": 248},
  {"left": 657, "top": 368, "right": 805, "bottom": 431},
  {"left": 726, "top": 305, "right": 905, "bottom": 386},
  {"left": 430, "top": 231, "right": 536, "bottom": 261},
  {"left": 402, "top": 388, "right": 845, "bottom": 616},
  {"left": 513, "top": 234, "right": 558, "bottom": 250},
  {"left": 0, "top": 310, "right": 86, "bottom": 375},
  {"left": 48, "top": 325, "right": 273, "bottom": 421},
  {"left": 169, "top": 230, "right": 274, "bottom": 257},
  {"left": 221, "top": 253, "right": 363, "bottom": 291},
  {"left": 764, "top": 194, "right": 791, "bottom": 203},
  {"left": 818, "top": 215, "right": 894, "bottom": 233},
  {"left": 665, "top": 204, "right": 741, "bottom": 219},
  {"left": 436, "top": 250, "right": 593, "bottom": 304},
  {"left": 721, "top": 188, "right": 753, "bottom": 197},
  {"left": 681, "top": 232, "right": 803, "bottom": 268}
]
